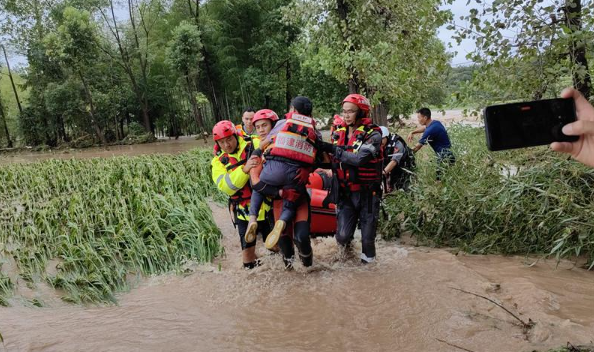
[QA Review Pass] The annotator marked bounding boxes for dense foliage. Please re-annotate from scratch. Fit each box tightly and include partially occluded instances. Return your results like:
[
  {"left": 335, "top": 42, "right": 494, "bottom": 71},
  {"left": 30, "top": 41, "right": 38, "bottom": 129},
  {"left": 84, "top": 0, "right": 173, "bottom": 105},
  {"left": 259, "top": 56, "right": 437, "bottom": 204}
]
[
  {"left": 0, "top": 149, "right": 223, "bottom": 305},
  {"left": 0, "top": 0, "right": 454, "bottom": 147},
  {"left": 451, "top": 0, "right": 593, "bottom": 106},
  {"left": 382, "top": 126, "right": 594, "bottom": 268}
]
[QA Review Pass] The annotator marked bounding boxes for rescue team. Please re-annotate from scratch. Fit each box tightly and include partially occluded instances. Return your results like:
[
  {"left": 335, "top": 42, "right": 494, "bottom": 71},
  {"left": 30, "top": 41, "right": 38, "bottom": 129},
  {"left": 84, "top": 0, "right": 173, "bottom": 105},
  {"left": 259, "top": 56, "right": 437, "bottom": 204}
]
[{"left": 211, "top": 94, "right": 454, "bottom": 269}]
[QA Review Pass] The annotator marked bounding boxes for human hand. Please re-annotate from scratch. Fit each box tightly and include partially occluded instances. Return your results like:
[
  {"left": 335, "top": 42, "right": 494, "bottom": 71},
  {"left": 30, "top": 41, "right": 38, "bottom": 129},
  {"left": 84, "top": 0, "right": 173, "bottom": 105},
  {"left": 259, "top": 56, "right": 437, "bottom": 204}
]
[
  {"left": 294, "top": 167, "right": 310, "bottom": 185},
  {"left": 280, "top": 187, "right": 300, "bottom": 202},
  {"left": 551, "top": 88, "right": 594, "bottom": 168},
  {"left": 406, "top": 133, "right": 414, "bottom": 143},
  {"left": 242, "top": 156, "right": 261, "bottom": 173},
  {"left": 320, "top": 141, "right": 336, "bottom": 154}
]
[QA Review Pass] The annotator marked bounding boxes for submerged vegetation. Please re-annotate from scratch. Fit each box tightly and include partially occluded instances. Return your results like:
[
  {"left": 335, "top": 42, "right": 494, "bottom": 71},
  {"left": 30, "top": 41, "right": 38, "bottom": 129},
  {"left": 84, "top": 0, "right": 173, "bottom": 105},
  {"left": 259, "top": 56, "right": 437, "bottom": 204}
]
[
  {"left": 0, "top": 149, "right": 222, "bottom": 305},
  {"left": 382, "top": 125, "right": 594, "bottom": 267},
  {"left": 1, "top": 125, "right": 593, "bottom": 305}
]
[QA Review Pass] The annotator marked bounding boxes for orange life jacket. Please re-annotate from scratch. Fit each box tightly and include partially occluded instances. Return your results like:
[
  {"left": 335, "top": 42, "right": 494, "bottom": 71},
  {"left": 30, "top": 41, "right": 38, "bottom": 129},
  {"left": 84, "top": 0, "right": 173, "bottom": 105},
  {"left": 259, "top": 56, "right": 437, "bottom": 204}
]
[
  {"left": 268, "top": 113, "right": 318, "bottom": 165},
  {"left": 332, "top": 120, "right": 383, "bottom": 189}
]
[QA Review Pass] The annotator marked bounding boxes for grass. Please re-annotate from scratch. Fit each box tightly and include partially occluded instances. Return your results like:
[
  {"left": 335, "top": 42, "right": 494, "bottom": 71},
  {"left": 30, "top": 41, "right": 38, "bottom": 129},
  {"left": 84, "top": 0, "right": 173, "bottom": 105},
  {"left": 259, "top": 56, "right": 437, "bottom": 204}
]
[
  {"left": 382, "top": 125, "right": 594, "bottom": 267},
  {"left": 0, "top": 148, "right": 223, "bottom": 305}
]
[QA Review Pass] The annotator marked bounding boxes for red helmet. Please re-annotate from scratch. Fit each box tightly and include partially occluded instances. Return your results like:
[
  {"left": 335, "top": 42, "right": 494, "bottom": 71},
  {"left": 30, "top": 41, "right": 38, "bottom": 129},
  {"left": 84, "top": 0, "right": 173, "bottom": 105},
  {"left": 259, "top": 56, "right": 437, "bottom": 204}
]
[
  {"left": 332, "top": 114, "right": 344, "bottom": 127},
  {"left": 252, "top": 109, "right": 279, "bottom": 125},
  {"left": 212, "top": 120, "right": 237, "bottom": 141},
  {"left": 342, "top": 94, "right": 371, "bottom": 117}
]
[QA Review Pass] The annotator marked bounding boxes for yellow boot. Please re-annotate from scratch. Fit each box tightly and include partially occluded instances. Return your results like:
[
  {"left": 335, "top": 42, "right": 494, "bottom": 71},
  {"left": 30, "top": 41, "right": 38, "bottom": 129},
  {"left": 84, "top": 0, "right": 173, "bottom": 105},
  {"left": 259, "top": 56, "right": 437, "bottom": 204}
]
[{"left": 265, "top": 220, "right": 285, "bottom": 249}]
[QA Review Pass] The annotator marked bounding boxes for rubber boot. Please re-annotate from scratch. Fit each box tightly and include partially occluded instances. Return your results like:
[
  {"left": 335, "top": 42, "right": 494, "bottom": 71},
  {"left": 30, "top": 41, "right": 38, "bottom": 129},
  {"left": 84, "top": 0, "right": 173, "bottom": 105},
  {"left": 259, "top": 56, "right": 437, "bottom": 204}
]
[{"left": 298, "top": 251, "right": 313, "bottom": 267}]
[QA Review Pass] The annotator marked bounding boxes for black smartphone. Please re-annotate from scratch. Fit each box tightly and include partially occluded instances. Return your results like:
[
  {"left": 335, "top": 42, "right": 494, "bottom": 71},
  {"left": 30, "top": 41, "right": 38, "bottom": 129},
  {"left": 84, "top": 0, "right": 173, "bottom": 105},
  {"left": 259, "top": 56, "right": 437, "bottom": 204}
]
[{"left": 484, "top": 98, "right": 578, "bottom": 151}]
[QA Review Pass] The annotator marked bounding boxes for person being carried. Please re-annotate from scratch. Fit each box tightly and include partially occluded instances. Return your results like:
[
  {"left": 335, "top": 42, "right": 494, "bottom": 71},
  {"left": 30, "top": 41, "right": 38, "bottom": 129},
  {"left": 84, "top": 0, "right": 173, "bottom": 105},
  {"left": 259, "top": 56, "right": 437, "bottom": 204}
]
[
  {"left": 380, "top": 126, "right": 415, "bottom": 192},
  {"left": 408, "top": 107, "right": 455, "bottom": 181},
  {"left": 245, "top": 96, "right": 320, "bottom": 253}
]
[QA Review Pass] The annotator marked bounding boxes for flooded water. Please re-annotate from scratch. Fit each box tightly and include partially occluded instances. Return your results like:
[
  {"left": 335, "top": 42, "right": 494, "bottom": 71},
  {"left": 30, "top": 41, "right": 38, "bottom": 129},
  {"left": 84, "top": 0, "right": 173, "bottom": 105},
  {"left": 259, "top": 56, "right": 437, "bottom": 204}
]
[
  {"left": 1, "top": 140, "right": 594, "bottom": 352},
  {"left": 1, "top": 202, "right": 594, "bottom": 351},
  {"left": 0, "top": 136, "right": 207, "bottom": 165}
]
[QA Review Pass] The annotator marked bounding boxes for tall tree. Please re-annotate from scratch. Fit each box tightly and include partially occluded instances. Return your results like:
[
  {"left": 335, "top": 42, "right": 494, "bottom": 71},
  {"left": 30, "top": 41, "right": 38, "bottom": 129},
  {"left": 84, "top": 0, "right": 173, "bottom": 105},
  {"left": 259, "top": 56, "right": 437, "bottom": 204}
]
[
  {"left": 166, "top": 21, "right": 206, "bottom": 133},
  {"left": 292, "top": 0, "right": 451, "bottom": 125},
  {"left": 453, "top": 0, "right": 593, "bottom": 102},
  {"left": 45, "top": 6, "right": 107, "bottom": 144},
  {"left": 97, "top": 0, "right": 156, "bottom": 134}
]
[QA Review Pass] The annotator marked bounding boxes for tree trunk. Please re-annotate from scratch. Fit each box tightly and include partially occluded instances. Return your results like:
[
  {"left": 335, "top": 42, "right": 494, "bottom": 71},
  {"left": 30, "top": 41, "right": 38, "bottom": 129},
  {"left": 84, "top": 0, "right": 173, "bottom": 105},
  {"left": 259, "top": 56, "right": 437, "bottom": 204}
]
[
  {"left": 1, "top": 45, "right": 23, "bottom": 115},
  {"left": 372, "top": 99, "right": 389, "bottom": 126},
  {"left": 187, "top": 0, "right": 224, "bottom": 121},
  {"left": 286, "top": 60, "right": 292, "bottom": 110},
  {"left": 58, "top": 113, "right": 69, "bottom": 143},
  {"left": 337, "top": 0, "right": 360, "bottom": 94},
  {"left": 186, "top": 76, "right": 206, "bottom": 134},
  {"left": 106, "top": 0, "right": 153, "bottom": 134},
  {"left": 131, "top": 0, "right": 154, "bottom": 133},
  {"left": 78, "top": 70, "right": 107, "bottom": 145},
  {"left": 565, "top": 0, "right": 592, "bottom": 99},
  {"left": 114, "top": 114, "right": 121, "bottom": 141},
  {"left": 0, "top": 96, "right": 13, "bottom": 148}
]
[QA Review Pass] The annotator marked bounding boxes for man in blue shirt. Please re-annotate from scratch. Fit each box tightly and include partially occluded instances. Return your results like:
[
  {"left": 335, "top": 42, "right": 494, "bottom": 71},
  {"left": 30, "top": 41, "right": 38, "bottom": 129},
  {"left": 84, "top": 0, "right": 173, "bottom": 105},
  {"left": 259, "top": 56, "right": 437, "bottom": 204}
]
[{"left": 407, "top": 107, "right": 455, "bottom": 180}]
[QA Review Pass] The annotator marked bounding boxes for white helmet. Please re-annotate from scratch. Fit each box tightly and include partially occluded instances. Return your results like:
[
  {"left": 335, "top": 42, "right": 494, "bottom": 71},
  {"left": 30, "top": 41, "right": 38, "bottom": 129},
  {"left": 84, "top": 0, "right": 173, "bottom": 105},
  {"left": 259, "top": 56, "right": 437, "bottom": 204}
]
[{"left": 379, "top": 126, "right": 390, "bottom": 138}]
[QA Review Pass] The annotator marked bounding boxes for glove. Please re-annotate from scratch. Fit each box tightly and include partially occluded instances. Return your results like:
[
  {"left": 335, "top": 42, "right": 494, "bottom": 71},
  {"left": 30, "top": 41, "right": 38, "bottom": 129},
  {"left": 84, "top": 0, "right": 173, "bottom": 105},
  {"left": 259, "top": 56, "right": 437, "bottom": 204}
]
[
  {"left": 320, "top": 141, "right": 336, "bottom": 154},
  {"left": 280, "top": 187, "right": 300, "bottom": 202},
  {"left": 293, "top": 167, "right": 310, "bottom": 186}
]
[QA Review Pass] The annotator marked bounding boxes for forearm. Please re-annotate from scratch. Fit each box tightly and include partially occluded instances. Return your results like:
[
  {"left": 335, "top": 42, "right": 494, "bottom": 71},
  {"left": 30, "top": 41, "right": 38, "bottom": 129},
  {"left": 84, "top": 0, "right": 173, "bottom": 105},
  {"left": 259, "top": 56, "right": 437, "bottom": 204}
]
[
  {"left": 384, "top": 160, "right": 398, "bottom": 173},
  {"left": 335, "top": 148, "right": 373, "bottom": 166},
  {"left": 412, "top": 143, "right": 423, "bottom": 153},
  {"left": 411, "top": 126, "right": 426, "bottom": 135}
]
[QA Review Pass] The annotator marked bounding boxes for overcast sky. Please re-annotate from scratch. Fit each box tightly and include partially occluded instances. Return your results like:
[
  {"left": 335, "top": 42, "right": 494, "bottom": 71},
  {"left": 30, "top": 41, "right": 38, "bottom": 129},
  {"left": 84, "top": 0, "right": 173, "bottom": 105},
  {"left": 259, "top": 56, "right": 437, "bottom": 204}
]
[
  {"left": 3, "top": 0, "right": 475, "bottom": 68},
  {"left": 438, "top": 0, "right": 475, "bottom": 66}
]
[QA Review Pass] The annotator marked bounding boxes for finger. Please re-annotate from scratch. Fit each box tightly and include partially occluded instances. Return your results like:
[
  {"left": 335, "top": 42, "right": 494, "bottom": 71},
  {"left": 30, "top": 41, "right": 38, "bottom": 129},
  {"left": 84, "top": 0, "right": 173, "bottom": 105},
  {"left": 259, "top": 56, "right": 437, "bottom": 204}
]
[
  {"left": 561, "top": 87, "right": 594, "bottom": 120},
  {"left": 562, "top": 120, "right": 594, "bottom": 136},
  {"left": 550, "top": 141, "right": 575, "bottom": 154}
]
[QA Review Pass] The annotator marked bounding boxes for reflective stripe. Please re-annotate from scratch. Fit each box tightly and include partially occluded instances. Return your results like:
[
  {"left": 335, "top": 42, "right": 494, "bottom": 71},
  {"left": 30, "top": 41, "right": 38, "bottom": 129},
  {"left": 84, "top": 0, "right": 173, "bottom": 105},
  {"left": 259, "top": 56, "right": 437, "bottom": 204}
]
[
  {"left": 216, "top": 174, "right": 224, "bottom": 185},
  {"left": 225, "top": 174, "right": 240, "bottom": 191}
]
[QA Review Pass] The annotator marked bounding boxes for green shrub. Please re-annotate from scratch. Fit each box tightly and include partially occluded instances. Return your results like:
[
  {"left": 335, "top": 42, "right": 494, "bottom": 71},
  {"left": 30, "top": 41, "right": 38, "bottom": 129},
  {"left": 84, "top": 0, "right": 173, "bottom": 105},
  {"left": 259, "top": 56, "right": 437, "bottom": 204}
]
[{"left": 382, "top": 125, "right": 594, "bottom": 267}]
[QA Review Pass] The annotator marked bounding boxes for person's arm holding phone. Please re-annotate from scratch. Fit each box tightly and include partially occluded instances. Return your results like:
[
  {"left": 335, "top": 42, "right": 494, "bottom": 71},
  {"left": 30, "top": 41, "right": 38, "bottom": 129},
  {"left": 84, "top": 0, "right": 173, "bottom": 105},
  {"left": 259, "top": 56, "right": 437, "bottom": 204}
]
[{"left": 551, "top": 88, "right": 594, "bottom": 168}]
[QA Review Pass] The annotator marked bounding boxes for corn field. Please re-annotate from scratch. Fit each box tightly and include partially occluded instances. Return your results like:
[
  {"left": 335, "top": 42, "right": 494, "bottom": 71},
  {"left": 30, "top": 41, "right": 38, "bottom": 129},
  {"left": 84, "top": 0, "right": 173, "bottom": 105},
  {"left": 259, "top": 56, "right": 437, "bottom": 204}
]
[
  {"left": 0, "top": 149, "right": 223, "bottom": 305},
  {"left": 382, "top": 125, "right": 594, "bottom": 268}
]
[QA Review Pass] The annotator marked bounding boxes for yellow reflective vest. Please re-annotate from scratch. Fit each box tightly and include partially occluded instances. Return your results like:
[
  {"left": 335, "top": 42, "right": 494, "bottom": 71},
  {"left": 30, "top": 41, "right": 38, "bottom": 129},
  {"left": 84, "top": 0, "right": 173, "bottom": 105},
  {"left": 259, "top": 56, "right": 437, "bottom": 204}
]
[
  {"left": 236, "top": 124, "right": 258, "bottom": 139},
  {"left": 211, "top": 136, "right": 269, "bottom": 221}
]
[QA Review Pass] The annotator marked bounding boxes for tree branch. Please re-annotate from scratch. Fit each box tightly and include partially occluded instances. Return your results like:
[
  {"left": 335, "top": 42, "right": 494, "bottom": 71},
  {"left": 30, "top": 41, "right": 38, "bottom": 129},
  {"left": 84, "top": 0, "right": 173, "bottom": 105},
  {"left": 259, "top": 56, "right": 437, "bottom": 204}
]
[{"left": 449, "top": 287, "right": 535, "bottom": 330}]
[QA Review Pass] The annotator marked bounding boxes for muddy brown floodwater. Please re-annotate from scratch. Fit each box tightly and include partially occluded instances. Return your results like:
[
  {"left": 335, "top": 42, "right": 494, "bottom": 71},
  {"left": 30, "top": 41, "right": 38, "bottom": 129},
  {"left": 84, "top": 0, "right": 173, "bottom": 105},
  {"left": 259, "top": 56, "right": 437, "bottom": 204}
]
[
  {"left": 0, "top": 136, "right": 208, "bottom": 164},
  {"left": 1, "top": 139, "right": 594, "bottom": 352}
]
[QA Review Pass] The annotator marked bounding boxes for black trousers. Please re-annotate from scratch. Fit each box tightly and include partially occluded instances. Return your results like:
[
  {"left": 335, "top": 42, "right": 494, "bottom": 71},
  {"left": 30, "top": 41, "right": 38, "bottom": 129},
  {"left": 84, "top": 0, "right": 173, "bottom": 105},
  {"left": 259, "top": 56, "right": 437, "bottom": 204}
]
[{"left": 335, "top": 186, "right": 381, "bottom": 259}]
